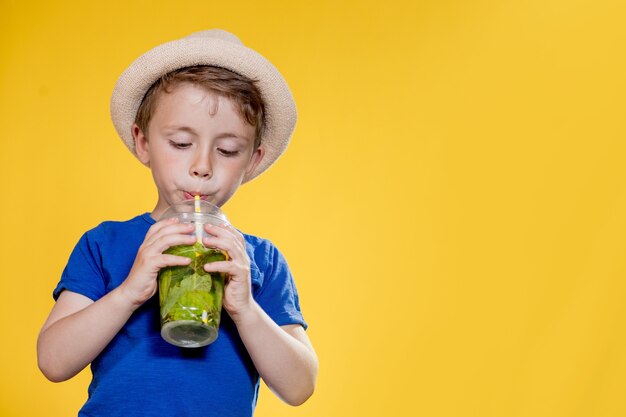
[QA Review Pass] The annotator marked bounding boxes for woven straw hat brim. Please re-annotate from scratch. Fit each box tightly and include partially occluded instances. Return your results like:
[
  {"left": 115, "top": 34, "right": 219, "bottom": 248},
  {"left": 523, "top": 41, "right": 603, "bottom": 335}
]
[{"left": 110, "top": 30, "right": 297, "bottom": 182}]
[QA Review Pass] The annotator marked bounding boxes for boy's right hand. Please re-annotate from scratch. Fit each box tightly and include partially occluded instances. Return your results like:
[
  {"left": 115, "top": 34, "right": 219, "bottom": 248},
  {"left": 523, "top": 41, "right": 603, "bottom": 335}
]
[{"left": 119, "top": 218, "right": 196, "bottom": 308}]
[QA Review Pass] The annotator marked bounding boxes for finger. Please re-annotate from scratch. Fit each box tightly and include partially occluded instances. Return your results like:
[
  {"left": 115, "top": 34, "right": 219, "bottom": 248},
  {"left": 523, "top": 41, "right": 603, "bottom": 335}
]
[
  {"left": 203, "top": 225, "right": 246, "bottom": 252},
  {"left": 158, "top": 254, "right": 193, "bottom": 268},
  {"left": 203, "top": 260, "right": 238, "bottom": 275},
  {"left": 146, "top": 220, "right": 200, "bottom": 245},
  {"left": 144, "top": 219, "right": 185, "bottom": 245},
  {"left": 204, "top": 223, "right": 244, "bottom": 243},
  {"left": 144, "top": 222, "right": 195, "bottom": 247},
  {"left": 144, "top": 217, "right": 180, "bottom": 240},
  {"left": 141, "top": 253, "right": 192, "bottom": 272},
  {"left": 149, "top": 232, "right": 198, "bottom": 255},
  {"left": 201, "top": 235, "right": 244, "bottom": 260}
]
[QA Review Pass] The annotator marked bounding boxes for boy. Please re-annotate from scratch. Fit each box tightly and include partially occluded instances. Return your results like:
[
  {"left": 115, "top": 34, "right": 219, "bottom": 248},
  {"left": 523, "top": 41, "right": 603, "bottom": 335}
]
[{"left": 37, "top": 29, "right": 318, "bottom": 417}]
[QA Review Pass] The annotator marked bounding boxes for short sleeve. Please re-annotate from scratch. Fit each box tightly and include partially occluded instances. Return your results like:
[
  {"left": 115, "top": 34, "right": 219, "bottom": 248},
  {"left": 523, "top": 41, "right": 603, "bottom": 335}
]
[
  {"left": 248, "top": 239, "right": 307, "bottom": 330},
  {"left": 53, "top": 230, "right": 107, "bottom": 302}
]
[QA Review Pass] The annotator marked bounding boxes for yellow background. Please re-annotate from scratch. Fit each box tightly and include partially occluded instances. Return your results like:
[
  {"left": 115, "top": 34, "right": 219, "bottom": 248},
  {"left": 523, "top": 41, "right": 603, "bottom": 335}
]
[{"left": 1, "top": 0, "right": 626, "bottom": 416}]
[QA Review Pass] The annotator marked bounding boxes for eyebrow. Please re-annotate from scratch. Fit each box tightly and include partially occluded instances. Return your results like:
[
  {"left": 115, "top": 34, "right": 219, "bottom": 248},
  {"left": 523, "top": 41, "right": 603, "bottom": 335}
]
[
  {"left": 163, "top": 125, "right": 199, "bottom": 136},
  {"left": 163, "top": 126, "right": 252, "bottom": 143},
  {"left": 214, "top": 132, "right": 252, "bottom": 143}
]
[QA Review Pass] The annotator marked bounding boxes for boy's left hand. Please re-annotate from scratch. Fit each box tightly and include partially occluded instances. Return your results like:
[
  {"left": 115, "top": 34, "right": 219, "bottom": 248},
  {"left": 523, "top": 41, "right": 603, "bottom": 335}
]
[{"left": 202, "top": 224, "right": 254, "bottom": 322}]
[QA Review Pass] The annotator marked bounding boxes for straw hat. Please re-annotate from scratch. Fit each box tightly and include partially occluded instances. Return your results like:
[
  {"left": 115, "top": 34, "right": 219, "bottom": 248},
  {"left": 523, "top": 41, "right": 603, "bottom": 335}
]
[{"left": 110, "top": 29, "right": 297, "bottom": 181}]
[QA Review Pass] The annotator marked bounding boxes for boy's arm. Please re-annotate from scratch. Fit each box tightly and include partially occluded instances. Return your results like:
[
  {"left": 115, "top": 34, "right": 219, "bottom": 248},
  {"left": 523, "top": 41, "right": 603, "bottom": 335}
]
[
  {"left": 37, "top": 288, "right": 137, "bottom": 382},
  {"left": 202, "top": 224, "right": 318, "bottom": 406},
  {"left": 37, "top": 219, "right": 196, "bottom": 382},
  {"left": 233, "top": 304, "right": 318, "bottom": 406}
]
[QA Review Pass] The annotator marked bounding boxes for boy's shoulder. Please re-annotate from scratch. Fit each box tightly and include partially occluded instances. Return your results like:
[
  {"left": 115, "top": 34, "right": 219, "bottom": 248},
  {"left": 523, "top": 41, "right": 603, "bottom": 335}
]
[
  {"left": 97, "top": 212, "right": 152, "bottom": 227},
  {"left": 81, "top": 213, "right": 153, "bottom": 244},
  {"left": 240, "top": 231, "right": 290, "bottom": 274},
  {"left": 88, "top": 212, "right": 150, "bottom": 230},
  {"left": 241, "top": 230, "right": 273, "bottom": 257}
]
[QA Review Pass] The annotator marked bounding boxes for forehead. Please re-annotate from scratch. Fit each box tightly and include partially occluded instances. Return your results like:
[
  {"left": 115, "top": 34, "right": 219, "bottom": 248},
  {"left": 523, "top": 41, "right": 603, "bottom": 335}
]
[
  {"left": 153, "top": 82, "right": 227, "bottom": 112},
  {"left": 150, "top": 83, "right": 254, "bottom": 137}
]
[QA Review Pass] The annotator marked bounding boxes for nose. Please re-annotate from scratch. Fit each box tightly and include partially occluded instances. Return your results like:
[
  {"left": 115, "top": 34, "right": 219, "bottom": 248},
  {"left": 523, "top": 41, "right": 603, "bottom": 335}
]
[{"left": 190, "top": 149, "right": 212, "bottom": 179}]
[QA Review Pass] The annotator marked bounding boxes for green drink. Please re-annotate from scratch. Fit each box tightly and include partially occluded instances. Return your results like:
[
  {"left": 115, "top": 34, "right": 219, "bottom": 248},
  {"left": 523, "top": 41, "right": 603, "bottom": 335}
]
[{"left": 157, "top": 200, "right": 229, "bottom": 347}]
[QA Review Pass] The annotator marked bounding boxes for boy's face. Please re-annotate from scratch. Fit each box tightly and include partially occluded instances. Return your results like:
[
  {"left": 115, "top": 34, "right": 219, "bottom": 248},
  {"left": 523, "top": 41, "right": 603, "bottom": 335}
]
[{"left": 133, "top": 82, "right": 264, "bottom": 218}]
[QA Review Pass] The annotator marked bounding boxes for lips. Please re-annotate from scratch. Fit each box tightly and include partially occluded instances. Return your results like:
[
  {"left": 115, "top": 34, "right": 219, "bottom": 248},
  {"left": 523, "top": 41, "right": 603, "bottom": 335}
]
[{"left": 183, "top": 191, "right": 209, "bottom": 201}]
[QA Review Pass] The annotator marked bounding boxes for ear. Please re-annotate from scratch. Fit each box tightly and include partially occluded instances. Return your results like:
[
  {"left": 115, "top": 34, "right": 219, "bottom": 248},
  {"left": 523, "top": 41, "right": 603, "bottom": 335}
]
[
  {"left": 243, "top": 146, "right": 265, "bottom": 182},
  {"left": 132, "top": 124, "right": 151, "bottom": 167}
]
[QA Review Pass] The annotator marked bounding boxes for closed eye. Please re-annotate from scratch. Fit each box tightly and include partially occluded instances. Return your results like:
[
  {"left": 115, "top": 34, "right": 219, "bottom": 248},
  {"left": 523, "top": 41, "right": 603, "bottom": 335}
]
[
  {"left": 218, "top": 148, "right": 240, "bottom": 157},
  {"left": 169, "top": 140, "right": 191, "bottom": 149}
]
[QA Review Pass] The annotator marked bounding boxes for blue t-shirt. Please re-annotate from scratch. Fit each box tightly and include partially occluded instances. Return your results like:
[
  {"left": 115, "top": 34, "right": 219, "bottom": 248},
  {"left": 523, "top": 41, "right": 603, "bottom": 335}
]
[{"left": 53, "top": 213, "right": 306, "bottom": 417}]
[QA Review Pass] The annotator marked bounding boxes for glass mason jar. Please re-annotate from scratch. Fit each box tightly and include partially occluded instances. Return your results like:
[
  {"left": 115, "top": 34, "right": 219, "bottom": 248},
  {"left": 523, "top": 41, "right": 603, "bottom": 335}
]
[{"left": 157, "top": 199, "right": 229, "bottom": 348}]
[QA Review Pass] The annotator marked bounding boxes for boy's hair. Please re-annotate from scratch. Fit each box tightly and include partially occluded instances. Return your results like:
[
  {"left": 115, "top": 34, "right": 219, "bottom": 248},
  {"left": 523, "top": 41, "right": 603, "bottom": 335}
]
[{"left": 135, "top": 65, "right": 265, "bottom": 149}]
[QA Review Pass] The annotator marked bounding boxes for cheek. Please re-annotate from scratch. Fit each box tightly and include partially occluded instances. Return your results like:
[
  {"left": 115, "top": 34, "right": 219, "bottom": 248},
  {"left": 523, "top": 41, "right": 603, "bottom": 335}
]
[
  {"left": 151, "top": 154, "right": 184, "bottom": 183},
  {"left": 226, "top": 161, "right": 249, "bottom": 181},
  {"left": 154, "top": 151, "right": 184, "bottom": 168}
]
